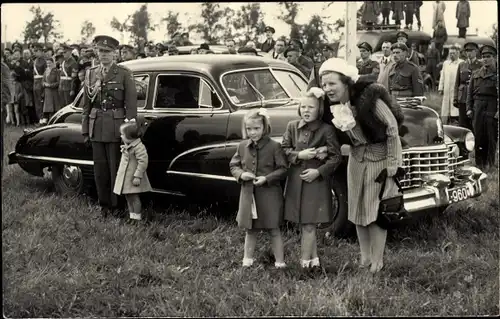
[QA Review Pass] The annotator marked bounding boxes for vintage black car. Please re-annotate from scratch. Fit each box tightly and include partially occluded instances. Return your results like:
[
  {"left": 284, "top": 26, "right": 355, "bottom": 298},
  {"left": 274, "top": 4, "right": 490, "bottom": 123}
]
[{"left": 8, "top": 55, "right": 487, "bottom": 237}]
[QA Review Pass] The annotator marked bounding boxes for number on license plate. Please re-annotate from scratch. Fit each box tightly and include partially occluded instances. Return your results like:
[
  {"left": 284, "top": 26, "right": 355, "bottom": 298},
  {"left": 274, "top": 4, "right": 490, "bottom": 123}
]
[{"left": 447, "top": 187, "right": 470, "bottom": 203}]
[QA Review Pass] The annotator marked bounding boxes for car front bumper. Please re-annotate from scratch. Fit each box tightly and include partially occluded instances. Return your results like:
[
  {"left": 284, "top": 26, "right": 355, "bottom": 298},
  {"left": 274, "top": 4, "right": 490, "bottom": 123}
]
[
  {"left": 403, "top": 166, "right": 487, "bottom": 213},
  {"left": 8, "top": 151, "right": 17, "bottom": 165}
]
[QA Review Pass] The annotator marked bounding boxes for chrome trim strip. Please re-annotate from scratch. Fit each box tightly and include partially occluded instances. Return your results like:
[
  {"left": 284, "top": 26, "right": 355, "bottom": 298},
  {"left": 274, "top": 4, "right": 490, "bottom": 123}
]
[
  {"left": 151, "top": 72, "right": 225, "bottom": 111},
  {"left": 15, "top": 154, "right": 94, "bottom": 166},
  {"left": 167, "top": 170, "right": 236, "bottom": 182},
  {"left": 167, "top": 142, "right": 236, "bottom": 170},
  {"left": 402, "top": 144, "right": 449, "bottom": 153},
  {"left": 150, "top": 188, "right": 186, "bottom": 196},
  {"left": 140, "top": 108, "right": 230, "bottom": 114}
]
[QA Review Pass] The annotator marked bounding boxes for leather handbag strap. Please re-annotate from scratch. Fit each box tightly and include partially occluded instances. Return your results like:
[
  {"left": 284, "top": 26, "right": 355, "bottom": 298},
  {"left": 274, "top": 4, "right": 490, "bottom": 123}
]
[{"left": 375, "top": 167, "right": 405, "bottom": 200}]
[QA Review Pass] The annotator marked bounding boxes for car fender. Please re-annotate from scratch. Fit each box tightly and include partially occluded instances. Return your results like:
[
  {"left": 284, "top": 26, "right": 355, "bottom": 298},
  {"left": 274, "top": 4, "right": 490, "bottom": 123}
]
[{"left": 13, "top": 123, "right": 93, "bottom": 175}]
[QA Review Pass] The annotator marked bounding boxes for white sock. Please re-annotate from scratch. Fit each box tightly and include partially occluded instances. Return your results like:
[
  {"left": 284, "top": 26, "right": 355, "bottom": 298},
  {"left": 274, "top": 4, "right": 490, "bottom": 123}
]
[
  {"left": 310, "top": 257, "right": 320, "bottom": 267},
  {"left": 274, "top": 262, "right": 287, "bottom": 268},
  {"left": 242, "top": 258, "right": 254, "bottom": 267},
  {"left": 129, "top": 212, "right": 142, "bottom": 220}
]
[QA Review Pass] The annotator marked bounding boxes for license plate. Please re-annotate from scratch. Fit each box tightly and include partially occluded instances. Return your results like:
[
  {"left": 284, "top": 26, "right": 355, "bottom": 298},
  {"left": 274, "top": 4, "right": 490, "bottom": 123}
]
[{"left": 447, "top": 186, "right": 471, "bottom": 203}]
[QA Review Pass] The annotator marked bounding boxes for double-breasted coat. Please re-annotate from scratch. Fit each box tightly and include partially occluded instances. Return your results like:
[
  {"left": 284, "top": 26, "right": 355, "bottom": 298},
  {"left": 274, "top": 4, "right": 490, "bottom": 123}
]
[
  {"left": 229, "top": 136, "right": 288, "bottom": 230},
  {"left": 82, "top": 63, "right": 137, "bottom": 143},
  {"left": 439, "top": 58, "right": 463, "bottom": 120},
  {"left": 281, "top": 119, "right": 342, "bottom": 224},
  {"left": 42, "top": 67, "right": 61, "bottom": 113},
  {"left": 260, "top": 39, "right": 276, "bottom": 53},
  {"left": 113, "top": 138, "right": 152, "bottom": 195},
  {"left": 456, "top": 0, "right": 470, "bottom": 28}
]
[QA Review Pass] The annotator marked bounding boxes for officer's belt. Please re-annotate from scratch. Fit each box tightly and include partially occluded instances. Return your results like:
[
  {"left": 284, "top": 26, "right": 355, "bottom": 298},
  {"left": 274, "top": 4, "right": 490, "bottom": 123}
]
[
  {"left": 33, "top": 75, "right": 43, "bottom": 79},
  {"left": 60, "top": 76, "right": 72, "bottom": 80}
]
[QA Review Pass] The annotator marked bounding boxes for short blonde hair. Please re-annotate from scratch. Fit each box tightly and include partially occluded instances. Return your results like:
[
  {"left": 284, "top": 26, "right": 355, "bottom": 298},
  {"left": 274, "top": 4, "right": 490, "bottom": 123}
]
[{"left": 241, "top": 109, "right": 272, "bottom": 139}]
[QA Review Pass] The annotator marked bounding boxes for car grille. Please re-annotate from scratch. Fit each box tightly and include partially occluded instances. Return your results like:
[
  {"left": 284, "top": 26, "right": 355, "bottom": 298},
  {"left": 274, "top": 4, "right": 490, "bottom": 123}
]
[{"left": 400, "top": 144, "right": 469, "bottom": 189}]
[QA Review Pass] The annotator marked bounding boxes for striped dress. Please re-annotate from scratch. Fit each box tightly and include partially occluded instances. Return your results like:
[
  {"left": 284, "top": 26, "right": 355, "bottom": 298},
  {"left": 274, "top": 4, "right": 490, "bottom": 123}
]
[{"left": 346, "top": 99, "right": 403, "bottom": 226}]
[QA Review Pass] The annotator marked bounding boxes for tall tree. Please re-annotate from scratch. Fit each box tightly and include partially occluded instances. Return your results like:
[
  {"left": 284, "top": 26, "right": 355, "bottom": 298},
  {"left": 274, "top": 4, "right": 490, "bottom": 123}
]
[
  {"left": 23, "top": 6, "right": 62, "bottom": 44},
  {"left": 188, "top": 3, "right": 229, "bottom": 44},
  {"left": 491, "top": 23, "right": 498, "bottom": 47},
  {"left": 161, "top": 10, "right": 182, "bottom": 40},
  {"left": 80, "top": 20, "right": 96, "bottom": 44},
  {"left": 129, "top": 4, "right": 156, "bottom": 45},
  {"left": 231, "top": 3, "right": 266, "bottom": 43},
  {"left": 110, "top": 16, "right": 131, "bottom": 43},
  {"left": 301, "top": 15, "right": 334, "bottom": 54},
  {"left": 278, "top": 2, "right": 301, "bottom": 40}
]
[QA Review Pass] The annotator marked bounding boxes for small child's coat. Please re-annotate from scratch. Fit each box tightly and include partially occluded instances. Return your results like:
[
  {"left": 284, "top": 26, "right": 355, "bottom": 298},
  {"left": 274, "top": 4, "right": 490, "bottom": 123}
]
[
  {"left": 230, "top": 136, "right": 288, "bottom": 230},
  {"left": 282, "top": 119, "right": 342, "bottom": 224},
  {"left": 113, "top": 138, "right": 152, "bottom": 195}
]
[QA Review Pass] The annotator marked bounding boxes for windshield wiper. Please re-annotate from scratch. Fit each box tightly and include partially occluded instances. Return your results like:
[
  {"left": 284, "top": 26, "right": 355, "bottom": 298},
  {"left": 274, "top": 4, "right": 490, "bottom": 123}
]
[
  {"left": 288, "top": 73, "right": 303, "bottom": 93},
  {"left": 242, "top": 75, "right": 265, "bottom": 108}
]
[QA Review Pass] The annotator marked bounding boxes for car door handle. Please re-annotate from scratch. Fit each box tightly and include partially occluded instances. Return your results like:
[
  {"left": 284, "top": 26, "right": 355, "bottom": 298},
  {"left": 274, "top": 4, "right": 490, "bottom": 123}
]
[{"left": 144, "top": 115, "right": 158, "bottom": 120}]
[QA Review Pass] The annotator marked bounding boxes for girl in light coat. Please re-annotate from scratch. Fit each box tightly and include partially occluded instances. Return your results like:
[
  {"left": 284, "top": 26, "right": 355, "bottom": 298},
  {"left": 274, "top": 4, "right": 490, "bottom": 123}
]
[
  {"left": 229, "top": 108, "right": 288, "bottom": 268},
  {"left": 113, "top": 120, "right": 152, "bottom": 221}
]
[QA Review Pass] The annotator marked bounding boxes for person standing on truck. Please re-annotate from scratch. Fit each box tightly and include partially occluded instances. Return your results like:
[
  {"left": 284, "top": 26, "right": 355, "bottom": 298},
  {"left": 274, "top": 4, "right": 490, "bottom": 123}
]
[
  {"left": 357, "top": 42, "right": 380, "bottom": 82},
  {"left": 433, "top": 20, "right": 448, "bottom": 58},
  {"left": 81, "top": 35, "right": 138, "bottom": 218},
  {"left": 456, "top": 0, "right": 471, "bottom": 39},
  {"left": 438, "top": 45, "right": 463, "bottom": 125},
  {"left": 388, "top": 43, "right": 424, "bottom": 98},
  {"left": 454, "top": 42, "right": 482, "bottom": 130},
  {"left": 425, "top": 40, "right": 441, "bottom": 88},
  {"left": 466, "top": 45, "right": 498, "bottom": 169}
]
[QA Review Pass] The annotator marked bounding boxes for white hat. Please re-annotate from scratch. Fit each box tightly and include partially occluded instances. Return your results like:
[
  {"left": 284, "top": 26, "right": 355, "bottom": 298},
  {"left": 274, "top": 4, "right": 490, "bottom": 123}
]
[{"left": 318, "top": 58, "right": 360, "bottom": 83}]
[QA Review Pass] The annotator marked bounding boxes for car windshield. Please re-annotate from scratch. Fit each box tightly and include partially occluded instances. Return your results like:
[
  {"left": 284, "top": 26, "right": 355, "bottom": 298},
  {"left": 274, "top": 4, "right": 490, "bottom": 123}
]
[{"left": 221, "top": 68, "right": 301, "bottom": 108}]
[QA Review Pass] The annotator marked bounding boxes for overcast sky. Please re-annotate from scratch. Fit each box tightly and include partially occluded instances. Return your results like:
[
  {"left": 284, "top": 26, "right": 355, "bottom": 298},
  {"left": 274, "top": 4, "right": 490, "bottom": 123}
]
[{"left": 1, "top": 1, "right": 497, "bottom": 44}]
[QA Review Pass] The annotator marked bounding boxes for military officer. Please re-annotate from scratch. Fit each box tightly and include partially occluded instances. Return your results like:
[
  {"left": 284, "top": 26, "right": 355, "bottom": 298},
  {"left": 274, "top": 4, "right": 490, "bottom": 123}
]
[
  {"left": 59, "top": 44, "right": 79, "bottom": 106},
  {"left": 357, "top": 42, "right": 380, "bottom": 82},
  {"left": 120, "top": 44, "right": 136, "bottom": 62},
  {"left": 81, "top": 35, "right": 138, "bottom": 217},
  {"left": 32, "top": 43, "right": 47, "bottom": 122},
  {"left": 454, "top": 42, "right": 483, "bottom": 130},
  {"left": 466, "top": 44, "right": 498, "bottom": 169},
  {"left": 388, "top": 42, "right": 424, "bottom": 98},
  {"left": 260, "top": 26, "right": 276, "bottom": 53},
  {"left": 396, "top": 31, "right": 419, "bottom": 66}
]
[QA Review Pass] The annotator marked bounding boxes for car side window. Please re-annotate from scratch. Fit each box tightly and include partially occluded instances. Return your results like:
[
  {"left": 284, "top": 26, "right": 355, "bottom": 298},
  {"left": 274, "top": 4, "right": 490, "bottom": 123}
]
[
  {"left": 135, "top": 74, "right": 149, "bottom": 109},
  {"left": 199, "top": 80, "right": 221, "bottom": 108},
  {"left": 154, "top": 75, "right": 222, "bottom": 109}
]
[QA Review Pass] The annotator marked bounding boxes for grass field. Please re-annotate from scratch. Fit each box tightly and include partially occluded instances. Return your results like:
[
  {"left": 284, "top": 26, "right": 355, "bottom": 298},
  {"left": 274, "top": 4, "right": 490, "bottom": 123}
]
[{"left": 2, "top": 97, "right": 499, "bottom": 316}]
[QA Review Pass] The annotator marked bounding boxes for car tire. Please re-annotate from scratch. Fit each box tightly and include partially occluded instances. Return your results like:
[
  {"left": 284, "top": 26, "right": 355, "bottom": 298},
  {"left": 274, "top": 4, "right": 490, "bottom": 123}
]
[
  {"left": 51, "top": 164, "right": 87, "bottom": 196},
  {"left": 328, "top": 173, "right": 354, "bottom": 238}
]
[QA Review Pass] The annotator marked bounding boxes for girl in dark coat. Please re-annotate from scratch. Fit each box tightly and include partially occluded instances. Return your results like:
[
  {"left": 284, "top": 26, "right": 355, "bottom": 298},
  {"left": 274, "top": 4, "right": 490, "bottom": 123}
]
[
  {"left": 229, "top": 108, "right": 288, "bottom": 268},
  {"left": 282, "top": 87, "right": 342, "bottom": 269},
  {"left": 41, "top": 57, "right": 60, "bottom": 124},
  {"left": 318, "top": 58, "right": 403, "bottom": 274}
]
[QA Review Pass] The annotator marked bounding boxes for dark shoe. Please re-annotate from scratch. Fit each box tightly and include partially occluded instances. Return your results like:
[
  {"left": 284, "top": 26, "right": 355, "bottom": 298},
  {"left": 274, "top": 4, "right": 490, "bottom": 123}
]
[{"left": 100, "top": 206, "right": 111, "bottom": 219}]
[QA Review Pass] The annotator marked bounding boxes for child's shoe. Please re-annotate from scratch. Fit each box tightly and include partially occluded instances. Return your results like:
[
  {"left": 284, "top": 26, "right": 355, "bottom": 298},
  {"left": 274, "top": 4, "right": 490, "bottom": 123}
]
[
  {"left": 310, "top": 257, "right": 320, "bottom": 268},
  {"left": 300, "top": 259, "right": 311, "bottom": 268},
  {"left": 242, "top": 258, "right": 254, "bottom": 267},
  {"left": 274, "top": 262, "right": 286, "bottom": 269},
  {"left": 129, "top": 212, "right": 142, "bottom": 220}
]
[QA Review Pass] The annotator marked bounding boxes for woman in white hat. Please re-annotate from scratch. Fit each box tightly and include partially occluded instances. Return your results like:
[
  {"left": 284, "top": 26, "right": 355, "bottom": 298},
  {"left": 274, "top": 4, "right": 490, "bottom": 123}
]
[{"left": 318, "top": 58, "right": 404, "bottom": 273}]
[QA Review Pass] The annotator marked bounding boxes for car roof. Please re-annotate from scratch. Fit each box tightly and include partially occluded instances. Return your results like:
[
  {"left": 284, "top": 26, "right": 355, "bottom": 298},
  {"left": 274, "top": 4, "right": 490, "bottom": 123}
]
[
  {"left": 176, "top": 44, "right": 229, "bottom": 54},
  {"left": 120, "top": 54, "right": 297, "bottom": 79}
]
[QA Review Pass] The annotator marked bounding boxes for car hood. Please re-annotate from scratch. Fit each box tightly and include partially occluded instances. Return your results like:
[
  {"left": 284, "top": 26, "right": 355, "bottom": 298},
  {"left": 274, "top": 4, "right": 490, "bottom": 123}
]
[{"left": 234, "top": 102, "right": 443, "bottom": 149}]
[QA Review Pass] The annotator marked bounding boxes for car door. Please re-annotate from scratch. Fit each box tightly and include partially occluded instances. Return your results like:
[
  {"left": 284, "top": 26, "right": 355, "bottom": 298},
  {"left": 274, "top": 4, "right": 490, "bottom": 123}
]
[{"left": 141, "top": 73, "right": 230, "bottom": 192}]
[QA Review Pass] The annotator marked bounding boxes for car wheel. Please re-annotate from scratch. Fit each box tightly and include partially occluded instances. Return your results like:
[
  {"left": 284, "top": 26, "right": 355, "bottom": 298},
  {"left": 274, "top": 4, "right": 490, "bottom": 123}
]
[
  {"left": 327, "top": 175, "right": 354, "bottom": 238},
  {"left": 51, "top": 164, "right": 85, "bottom": 196}
]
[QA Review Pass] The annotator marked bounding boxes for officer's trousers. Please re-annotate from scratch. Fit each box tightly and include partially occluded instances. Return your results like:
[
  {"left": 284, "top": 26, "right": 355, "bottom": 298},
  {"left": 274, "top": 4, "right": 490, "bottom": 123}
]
[
  {"left": 33, "top": 88, "right": 43, "bottom": 121},
  {"left": 458, "top": 103, "right": 472, "bottom": 130},
  {"left": 92, "top": 142, "right": 121, "bottom": 208},
  {"left": 472, "top": 101, "right": 498, "bottom": 168}
]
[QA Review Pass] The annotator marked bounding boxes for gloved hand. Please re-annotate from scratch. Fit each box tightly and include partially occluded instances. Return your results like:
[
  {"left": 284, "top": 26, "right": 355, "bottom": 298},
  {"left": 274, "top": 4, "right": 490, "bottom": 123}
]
[{"left": 83, "top": 134, "right": 91, "bottom": 148}]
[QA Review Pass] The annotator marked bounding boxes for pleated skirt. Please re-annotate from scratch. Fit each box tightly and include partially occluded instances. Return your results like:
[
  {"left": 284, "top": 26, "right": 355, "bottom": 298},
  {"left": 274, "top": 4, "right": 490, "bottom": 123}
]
[{"left": 347, "top": 155, "right": 399, "bottom": 226}]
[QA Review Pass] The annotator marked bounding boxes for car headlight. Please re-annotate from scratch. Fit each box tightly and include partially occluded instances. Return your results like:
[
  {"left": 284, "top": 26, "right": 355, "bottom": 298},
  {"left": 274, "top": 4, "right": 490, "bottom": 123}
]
[{"left": 465, "top": 132, "right": 475, "bottom": 151}]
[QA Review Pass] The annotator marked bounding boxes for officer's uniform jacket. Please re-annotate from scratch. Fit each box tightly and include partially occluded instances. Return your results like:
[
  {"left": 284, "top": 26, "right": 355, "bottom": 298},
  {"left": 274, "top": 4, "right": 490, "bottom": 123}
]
[
  {"left": 33, "top": 57, "right": 47, "bottom": 91},
  {"left": 466, "top": 65, "right": 498, "bottom": 116},
  {"left": 82, "top": 63, "right": 137, "bottom": 143},
  {"left": 357, "top": 59, "right": 380, "bottom": 81},
  {"left": 388, "top": 60, "right": 424, "bottom": 96},
  {"left": 260, "top": 39, "right": 276, "bottom": 53},
  {"left": 59, "top": 57, "right": 78, "bottom": 93},
  {"left": 454, "top": 58, "right": 483, "bottom": 104}
]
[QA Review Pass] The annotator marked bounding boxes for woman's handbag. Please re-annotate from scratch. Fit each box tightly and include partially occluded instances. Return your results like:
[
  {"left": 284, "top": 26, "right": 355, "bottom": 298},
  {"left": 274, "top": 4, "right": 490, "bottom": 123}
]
[{"left": 375, "top": 167, "right": 412, "bottom": 230}]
